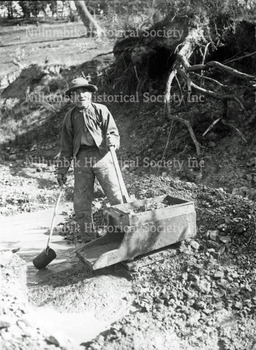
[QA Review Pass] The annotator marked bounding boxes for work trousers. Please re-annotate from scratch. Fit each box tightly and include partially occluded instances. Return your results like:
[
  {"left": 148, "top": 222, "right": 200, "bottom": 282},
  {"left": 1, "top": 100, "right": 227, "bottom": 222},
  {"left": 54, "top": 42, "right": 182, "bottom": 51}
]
[{"left": 74, "top": 148, "right": 122, "bottom": 239}]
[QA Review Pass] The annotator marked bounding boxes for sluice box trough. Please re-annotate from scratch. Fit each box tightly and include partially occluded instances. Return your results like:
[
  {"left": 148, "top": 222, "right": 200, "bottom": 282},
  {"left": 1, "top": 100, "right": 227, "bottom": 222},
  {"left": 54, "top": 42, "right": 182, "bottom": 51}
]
[{"left": 76, "top": 195, "right": 196, "bottom": 270}]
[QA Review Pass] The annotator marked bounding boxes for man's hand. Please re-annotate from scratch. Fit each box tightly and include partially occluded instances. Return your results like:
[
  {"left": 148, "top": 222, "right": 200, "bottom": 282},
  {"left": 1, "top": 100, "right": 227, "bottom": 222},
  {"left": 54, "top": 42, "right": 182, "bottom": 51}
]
[
  {"left": 57, "top": 174, "right": 67, "bottom": 187},
  {"left": 106, "top": 134, "right": 119, "bottom": 149}
]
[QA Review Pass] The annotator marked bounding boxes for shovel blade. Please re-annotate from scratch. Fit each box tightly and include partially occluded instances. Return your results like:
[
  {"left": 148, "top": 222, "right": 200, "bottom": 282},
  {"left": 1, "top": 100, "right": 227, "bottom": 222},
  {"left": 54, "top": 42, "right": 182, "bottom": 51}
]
[{"left": 33, "top": 248, "right": 57, "bottom": 269}]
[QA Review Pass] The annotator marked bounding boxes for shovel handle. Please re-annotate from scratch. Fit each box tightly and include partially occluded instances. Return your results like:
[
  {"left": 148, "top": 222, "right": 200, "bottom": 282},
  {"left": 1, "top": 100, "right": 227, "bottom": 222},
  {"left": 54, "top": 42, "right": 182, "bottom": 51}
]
[
  {"left": 46, "top": 186, "right": 63, "bottom": 250},
  {"left": 109, "top": 146, "right": 130, "bottom": 204}
]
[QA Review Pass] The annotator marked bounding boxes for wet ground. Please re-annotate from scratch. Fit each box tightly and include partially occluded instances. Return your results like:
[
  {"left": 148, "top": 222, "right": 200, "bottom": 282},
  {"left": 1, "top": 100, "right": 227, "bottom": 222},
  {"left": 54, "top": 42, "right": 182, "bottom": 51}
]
[
  {"left": 1, "top": 202, "right": 76, "bottom": 283},
  {"left": 0, "top": 203, "right": 133, "bottom": 348}
]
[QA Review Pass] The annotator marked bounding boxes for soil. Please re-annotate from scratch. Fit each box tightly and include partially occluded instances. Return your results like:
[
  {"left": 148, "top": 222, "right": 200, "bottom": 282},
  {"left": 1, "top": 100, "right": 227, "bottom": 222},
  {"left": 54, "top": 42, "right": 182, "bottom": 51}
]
[
  {"left": 129, "top": 201, "right": 169, "bottom": 213},
  {"left": 1, "top": 168, "right": 256, "bottom": 349},
  {"left": 0, "top": 21, "right": 111, "bottom": 80}
]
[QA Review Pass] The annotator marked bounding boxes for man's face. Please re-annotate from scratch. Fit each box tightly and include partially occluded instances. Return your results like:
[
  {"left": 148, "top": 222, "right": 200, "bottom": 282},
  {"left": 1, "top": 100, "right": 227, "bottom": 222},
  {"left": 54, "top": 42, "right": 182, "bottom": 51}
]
[{"left": 70, "top": 87, "right": 92, "bottom": 108}]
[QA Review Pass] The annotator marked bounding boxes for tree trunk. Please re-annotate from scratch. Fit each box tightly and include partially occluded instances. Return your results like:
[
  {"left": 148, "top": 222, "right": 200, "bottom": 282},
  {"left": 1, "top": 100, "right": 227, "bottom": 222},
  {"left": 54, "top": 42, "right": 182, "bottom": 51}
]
[
  {"left": 73, "top": 0, "right": 104, "bottom": 37},
  {"left": 50, "top": 0, "right": 57, "bottom": 17},
  {"left": 7, "top": 1, "right": 13, "bottom": 19}
]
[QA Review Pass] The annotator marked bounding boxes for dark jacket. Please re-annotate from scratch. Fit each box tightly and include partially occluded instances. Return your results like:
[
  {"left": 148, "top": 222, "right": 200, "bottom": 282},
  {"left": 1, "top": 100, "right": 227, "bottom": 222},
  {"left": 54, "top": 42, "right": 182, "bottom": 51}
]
[{"left": 57, "top": 103, "right": 119, "bottom": 175}]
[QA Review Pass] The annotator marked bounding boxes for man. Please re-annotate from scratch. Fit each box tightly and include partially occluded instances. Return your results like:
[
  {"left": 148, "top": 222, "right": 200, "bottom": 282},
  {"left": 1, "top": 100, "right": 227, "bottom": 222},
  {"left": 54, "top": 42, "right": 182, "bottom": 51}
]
[{"left": 57, "top": 77, "right": 122, "bottom": 242}]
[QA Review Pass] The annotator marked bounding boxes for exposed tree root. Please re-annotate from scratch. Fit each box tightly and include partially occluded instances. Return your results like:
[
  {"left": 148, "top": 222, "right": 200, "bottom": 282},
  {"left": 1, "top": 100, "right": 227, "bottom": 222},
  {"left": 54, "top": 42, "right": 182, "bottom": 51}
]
[
  {"left": 190, "top": 81, "right": 244, "bottom": 110},
  {"left": 105, "top": 15, "right": 256, "bottom": 156},
  {"left": 222, "top": 119, "right": 246, "bottom": 142},
  {"left": 202, "top": 118, "right": 221, "bottom": 137},
  {"left": 172, "top": 113, "right": 202, "bottom": 156},
  {"left": 163, "top": 22, "right": 255, "bottom": 155},
  {"left": 186, "top": 60, "right": 256, "bottom": 82}
]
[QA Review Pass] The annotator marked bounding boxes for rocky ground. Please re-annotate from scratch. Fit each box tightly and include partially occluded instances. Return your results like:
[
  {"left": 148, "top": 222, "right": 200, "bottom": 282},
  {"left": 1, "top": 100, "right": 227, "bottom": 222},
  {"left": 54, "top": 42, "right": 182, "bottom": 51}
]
[
  {"left": 76, "top": 174, "right": 256, "bottom": 350},
  {"left": 1, "top": 163, "right": 256, "bottom": 349},
  {"left": 0, "top": 161, "right": 58, "bottom": 216}
]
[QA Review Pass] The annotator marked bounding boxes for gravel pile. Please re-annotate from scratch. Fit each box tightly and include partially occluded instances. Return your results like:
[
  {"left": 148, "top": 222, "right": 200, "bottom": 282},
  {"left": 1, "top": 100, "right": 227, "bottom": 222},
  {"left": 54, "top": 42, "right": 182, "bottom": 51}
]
[{"left": 84, "top": 174, "right": 256, "bottom": 350}]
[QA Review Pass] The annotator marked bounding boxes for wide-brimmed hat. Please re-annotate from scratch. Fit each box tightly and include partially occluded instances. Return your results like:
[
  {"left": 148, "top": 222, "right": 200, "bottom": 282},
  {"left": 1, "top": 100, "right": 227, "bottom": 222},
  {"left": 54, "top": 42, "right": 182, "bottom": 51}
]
[{"left": 65, "top": 77, "right": 98, "bottom": 96}]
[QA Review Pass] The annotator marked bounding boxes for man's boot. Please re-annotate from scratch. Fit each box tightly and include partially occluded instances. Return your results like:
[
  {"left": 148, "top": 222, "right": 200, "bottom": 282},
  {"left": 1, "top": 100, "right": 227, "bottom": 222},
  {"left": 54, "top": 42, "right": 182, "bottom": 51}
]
[{"left": 78, "top": 220, "right": 96, "bottom": 243}]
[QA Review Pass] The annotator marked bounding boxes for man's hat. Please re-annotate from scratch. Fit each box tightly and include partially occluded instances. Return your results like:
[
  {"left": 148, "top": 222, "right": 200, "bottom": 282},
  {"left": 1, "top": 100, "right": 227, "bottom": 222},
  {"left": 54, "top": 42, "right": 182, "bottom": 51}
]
[{"left": 65, "top": 77, "right": 98, "bottom": 96}]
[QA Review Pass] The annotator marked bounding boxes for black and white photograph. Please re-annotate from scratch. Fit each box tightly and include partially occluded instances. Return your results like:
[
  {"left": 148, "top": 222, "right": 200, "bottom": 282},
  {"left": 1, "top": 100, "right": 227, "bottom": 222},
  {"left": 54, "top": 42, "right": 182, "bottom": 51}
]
[{"left": 0, "top": 0, "right": 256, "bottom": 349}]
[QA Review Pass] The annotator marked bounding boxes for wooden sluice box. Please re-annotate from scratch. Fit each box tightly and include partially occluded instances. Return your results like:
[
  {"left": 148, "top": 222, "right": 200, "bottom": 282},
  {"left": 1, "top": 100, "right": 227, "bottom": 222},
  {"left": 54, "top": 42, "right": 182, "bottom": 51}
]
[{"left": 76, "top": 195, "right": 196, "bottom": 270}]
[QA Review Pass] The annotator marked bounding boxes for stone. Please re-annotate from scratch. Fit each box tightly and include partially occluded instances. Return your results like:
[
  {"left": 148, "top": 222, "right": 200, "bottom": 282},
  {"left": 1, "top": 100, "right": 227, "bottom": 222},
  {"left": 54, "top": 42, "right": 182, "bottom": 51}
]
[
  {"left": 229, "top": 271, "right": 239, "bottom": 279},
  {"left": 207, "top": 241, "right": 221, "bottom": 249},
  {"left": 207, "top": 248, "right": 217, "bottom": 255},
  {"left": 193, "top": 301, "right": 206, "bottom": 310},
  {"left": 203, "top": 309, "right": 213, "bottom": 315},
  {"left": 182, "top": 272, "right": 188, "bottom": 281},
  {"left": 186, "top": 312, "right": 201, "bottom": 326},
  {"left": 213, "top": 271, "right": 225, "bottom": 279},
  {"left": 188, "top": 273, "right": 200, "bottom": 283},
  {"left": 207, "top": 230, "right": 219, "bottom": 241},
  {"left": 214, "top": 309, "right": 232, "bottom": 323},
  {"left": 45, "top": 335, "right": 60, "bottom": 346},
  {"left": 190, "top": 240, "right": 200, "bottom": 250},
  {"left": 214, "top": 302, "right": 225, "bottom": 311},
  {"left": 233, "top": 301, "right": 243, "bottom": 309},
  {"left": 197, "top": 279, "right": 211, "bottom": 294},
  {"left": 219, "top": 236, "right": 231, "bottom": 244}
]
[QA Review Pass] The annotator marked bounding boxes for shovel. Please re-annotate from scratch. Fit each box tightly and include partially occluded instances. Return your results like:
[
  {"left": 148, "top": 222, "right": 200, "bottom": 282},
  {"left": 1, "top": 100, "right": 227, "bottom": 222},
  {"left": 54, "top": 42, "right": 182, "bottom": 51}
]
[
  {"left": 33, "top": 186, "right": 63, "bottom": 269},
  {"left": 109, "top": 146, "right": 130, "bottom": 204}
]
